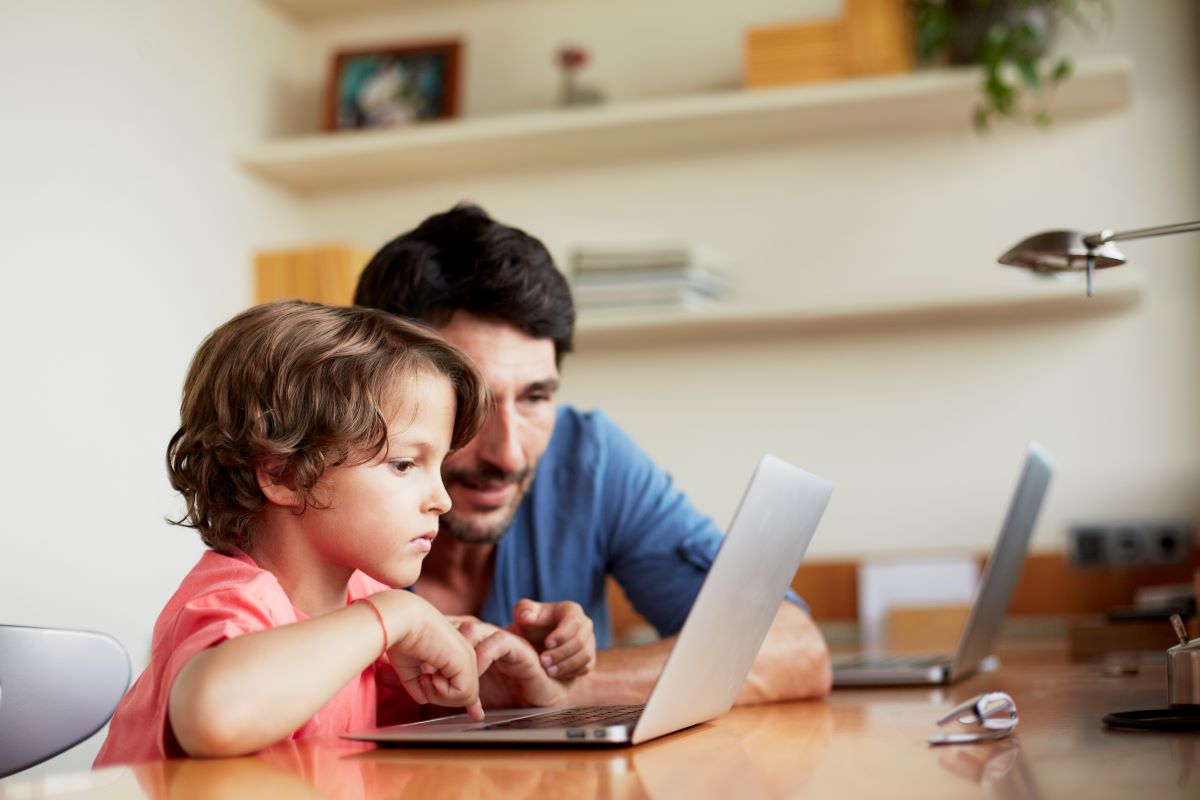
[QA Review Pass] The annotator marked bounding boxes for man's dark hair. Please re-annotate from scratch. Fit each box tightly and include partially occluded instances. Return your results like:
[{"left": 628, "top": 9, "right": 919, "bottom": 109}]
[{"left": 354, "top": 203, "right": 575, "bottom": 363}]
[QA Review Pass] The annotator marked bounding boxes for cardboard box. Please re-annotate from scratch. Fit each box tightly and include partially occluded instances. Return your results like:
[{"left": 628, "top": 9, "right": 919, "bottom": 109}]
[
  {"left": 744, "top": 0, "right": 913, "bottom": 89},
  {"left": 255, "top": 244, "right": 372, "bottom": 307}
]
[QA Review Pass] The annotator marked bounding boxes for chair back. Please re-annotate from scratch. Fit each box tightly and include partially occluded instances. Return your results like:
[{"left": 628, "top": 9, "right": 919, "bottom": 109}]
[{"left": 0, "top": 625, "right": 130, "bottom": 778}]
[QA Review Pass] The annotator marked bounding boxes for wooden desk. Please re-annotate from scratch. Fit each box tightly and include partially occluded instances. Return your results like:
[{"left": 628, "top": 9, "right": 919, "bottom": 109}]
[{"left": 3, "top": 642, "right": 1193, "bottom": 799}]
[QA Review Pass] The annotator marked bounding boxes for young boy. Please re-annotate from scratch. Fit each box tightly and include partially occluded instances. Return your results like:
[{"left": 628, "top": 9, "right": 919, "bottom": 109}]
[{"left": 95, "top": 301, "right": 575, "bottom": 766}]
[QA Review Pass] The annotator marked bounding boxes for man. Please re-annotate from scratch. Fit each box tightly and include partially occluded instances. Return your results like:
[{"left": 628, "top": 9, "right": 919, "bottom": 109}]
[{"left": 354, "top": 203, "right": 831, "bottom": 704}]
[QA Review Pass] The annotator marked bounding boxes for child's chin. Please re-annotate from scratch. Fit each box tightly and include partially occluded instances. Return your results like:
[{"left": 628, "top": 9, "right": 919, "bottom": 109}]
[{"left": 388, "top": 565, "right": 422, "bottom": 589}]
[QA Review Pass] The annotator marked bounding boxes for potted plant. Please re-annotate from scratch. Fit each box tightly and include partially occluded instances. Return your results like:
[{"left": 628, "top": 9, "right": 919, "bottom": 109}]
[{"left": 910, "top": 0, "right": 1111, "bottom": 130}]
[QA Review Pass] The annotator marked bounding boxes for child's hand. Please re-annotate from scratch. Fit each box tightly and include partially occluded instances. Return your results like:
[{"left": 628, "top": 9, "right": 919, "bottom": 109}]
[
  {"left": 508, "top": 599, "right": 596, "bottom": 680},
  {"left": 453, "top": 617, "right": 571, "bottom": 709},
  {"left": 377, "top": 592, "right": 483, "bottom": 720}
]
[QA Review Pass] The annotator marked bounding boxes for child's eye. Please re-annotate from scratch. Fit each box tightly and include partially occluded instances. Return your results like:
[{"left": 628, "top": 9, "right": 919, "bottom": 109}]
[{"left": 390, "top": 460, "right": 416, "bottom": 474}]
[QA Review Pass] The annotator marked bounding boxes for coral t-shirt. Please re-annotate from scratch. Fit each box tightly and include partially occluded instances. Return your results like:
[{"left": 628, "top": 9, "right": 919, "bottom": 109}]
[{"left": 94, "top": 549, "right": 393, "bottom": 767}]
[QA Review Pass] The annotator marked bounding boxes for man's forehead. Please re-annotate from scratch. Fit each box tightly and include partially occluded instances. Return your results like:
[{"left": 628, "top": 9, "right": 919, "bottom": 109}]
[
  {"left": 438, "top": 313, "right": 557, "bottom": 381},
  {"left": 473, "top": 348, "right": 559, "bottom": 393}
]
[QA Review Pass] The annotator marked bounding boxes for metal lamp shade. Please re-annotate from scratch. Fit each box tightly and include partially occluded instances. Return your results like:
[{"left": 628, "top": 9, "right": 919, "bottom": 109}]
[{"left": 998, "top": 230, "right": 1127, "bottom": 272}]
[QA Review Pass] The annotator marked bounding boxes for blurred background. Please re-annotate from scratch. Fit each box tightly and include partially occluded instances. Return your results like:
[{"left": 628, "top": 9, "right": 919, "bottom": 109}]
[{"left": 1, "top": 0, "right": 1197, "bottom": 774}]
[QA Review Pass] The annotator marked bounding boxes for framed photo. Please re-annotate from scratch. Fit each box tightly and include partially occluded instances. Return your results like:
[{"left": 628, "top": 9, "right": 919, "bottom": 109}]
[{"left": 326, "top": 40, "right": 461, "bottom": 131}]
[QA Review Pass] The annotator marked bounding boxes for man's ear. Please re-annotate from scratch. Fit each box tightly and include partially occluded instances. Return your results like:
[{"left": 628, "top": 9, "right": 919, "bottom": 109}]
[{"left": 255, "top": 464, "right": 303, "bottom": 508}]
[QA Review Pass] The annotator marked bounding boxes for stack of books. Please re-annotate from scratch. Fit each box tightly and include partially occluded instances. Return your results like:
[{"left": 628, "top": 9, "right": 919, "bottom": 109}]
[{"left": 568, "top": 241, "right": 734, "bottom": 312}]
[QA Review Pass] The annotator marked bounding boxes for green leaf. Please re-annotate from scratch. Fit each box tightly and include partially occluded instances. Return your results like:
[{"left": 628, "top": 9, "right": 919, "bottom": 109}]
[
  {"left": 910, "top": 1, "right": 953, "bottom": 63},
  {"left": 982, "top": 24, "right": 1009, "bottom": 59},
  {"left": 973, "top": 105, "right": 991, "bottom": 132},
  {"left": 1017, "top": 58, "right": 1040, "bottom": 91},
  {"left": 1014, "top": 21, "right": 1044, "bottom": 54},
  {"left": 920, "top": 0, "right": 1109, "bottom": 134},
  {"left": 984, "top": 71, "right": 1015, "bottom": 115},
  {"left": 1050, "top": 58, "right": 1072, "bottom": 84}
]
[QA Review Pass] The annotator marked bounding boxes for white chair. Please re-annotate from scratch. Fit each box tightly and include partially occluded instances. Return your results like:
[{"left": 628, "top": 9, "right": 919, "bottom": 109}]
[{"left": 0, "top": 625, "right": 130, "bottom": 778}]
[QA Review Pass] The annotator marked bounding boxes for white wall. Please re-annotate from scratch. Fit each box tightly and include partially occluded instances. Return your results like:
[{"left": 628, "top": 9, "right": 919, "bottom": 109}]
[
  {"left": 308, "top": 0, "right": 842, "bottom": 115},
  {"left": 0, "top": 0, "right": 309, "bottom": 776},
  {"left": 0, "top": 0, "right": 1196, "bottom": 778},
  {"left": 301, "top": 0, "right": 1200, "bottom": 557}
]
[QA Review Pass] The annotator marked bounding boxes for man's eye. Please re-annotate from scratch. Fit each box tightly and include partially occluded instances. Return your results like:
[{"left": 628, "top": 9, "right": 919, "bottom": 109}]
[
  {"left": 524, "top": 392, "right": 552, "bottom": 404},
  {"left": 390, "top": 460, "right": 416, "bottom": 474}
]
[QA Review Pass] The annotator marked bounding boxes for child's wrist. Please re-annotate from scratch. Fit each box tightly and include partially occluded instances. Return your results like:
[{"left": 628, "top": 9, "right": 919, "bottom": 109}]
[
  {"left": 369, "top": 589, "right": 423, "bottom": 649},
  {"left": 354, "top": 596, "right": 390, "bottom": 658}
]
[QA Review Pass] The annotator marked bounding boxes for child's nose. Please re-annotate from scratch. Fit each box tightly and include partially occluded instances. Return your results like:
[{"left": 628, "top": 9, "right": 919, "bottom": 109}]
[{"left": 427, "top": 477, "right": 452, "bottom": 515}]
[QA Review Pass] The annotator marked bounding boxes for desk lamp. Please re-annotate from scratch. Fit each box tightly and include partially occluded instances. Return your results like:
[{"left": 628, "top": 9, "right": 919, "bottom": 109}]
[{"left": 997, "top": 221, "right": 1200, "bottom": 297}]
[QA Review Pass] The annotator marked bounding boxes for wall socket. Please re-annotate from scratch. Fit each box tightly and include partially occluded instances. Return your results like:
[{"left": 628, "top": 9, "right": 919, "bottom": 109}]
[{"left": 1067, "top": 521, "right": 1193, "bottom": 568}]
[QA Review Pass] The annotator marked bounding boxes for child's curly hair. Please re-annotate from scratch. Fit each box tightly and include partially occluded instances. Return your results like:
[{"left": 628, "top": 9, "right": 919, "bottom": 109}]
[{"left": 166, "top": 300, "right": 488, "bottom": 553}]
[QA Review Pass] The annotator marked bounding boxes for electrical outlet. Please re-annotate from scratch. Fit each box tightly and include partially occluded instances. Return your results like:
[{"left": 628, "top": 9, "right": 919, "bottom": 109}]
[
  {"left": 1067, "top": 521, "right": 1192, "bottom": 568},
  {"left": 1069, "top": 526, "right": 1109, "bottom": 567},
  {"left": 1148, "top": 522, "right": 1192, "bottom": 563}
]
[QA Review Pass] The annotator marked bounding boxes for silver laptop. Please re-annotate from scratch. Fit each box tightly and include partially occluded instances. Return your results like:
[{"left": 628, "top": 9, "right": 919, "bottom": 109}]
[
  {"left": 346, "top": 454, "right": 833, "bottom": 746},
  {"left": 832, "top": 442, "right": 1054, "bottom": 687}
]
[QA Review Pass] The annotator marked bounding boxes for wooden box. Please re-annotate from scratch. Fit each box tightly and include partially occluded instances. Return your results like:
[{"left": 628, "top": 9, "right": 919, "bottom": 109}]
[
  {"left": 255, "top": 244, "right": 372, "bottom": 307},
  {"left": 745, "top": 19, "right": 846, "bottom": 88},
  {"left": 744, "top": 0, "right": 913, "bottom": 89}
]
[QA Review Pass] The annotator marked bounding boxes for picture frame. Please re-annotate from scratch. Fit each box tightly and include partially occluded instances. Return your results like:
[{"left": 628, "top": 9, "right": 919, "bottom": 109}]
[{"left": 326, "top": 40, "right": 461, "bottom": 131}]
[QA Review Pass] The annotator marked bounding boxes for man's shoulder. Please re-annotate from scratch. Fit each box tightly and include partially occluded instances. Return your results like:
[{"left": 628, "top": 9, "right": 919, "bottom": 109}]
[
  {"left": 537, "top": 405, "right": 659, "bottom": 510},
  {"left": 544, "top": 405, "right": 650, "bottom": 481},
  {"left": 548, "top": 405, "right": 629, "bottom": 458},
  {"left": 552, "top": 403, "right": 609, "bottom": 435}
]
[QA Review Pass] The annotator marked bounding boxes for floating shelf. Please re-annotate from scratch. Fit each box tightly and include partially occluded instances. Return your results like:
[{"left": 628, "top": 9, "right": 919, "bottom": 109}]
[
  {"left": 239, "top": 54, "right": 1133, "bottom": 193},
  {"left": 261, "top": 0, "right": 448, "bottom": 23},
  {"left": 572, "top": 271, "right": 1144, "bottom": 347}
]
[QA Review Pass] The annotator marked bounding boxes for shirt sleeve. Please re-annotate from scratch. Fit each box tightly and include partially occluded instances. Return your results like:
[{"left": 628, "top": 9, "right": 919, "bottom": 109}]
[
  {"left": 596, "top": 414, "right": 806, "bottom": 638},
  {"left": 150, "top": 585, "right": 281, "bottom": 754}
]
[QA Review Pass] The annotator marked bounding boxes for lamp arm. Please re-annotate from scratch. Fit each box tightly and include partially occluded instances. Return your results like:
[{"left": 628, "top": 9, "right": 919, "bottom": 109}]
[{"left": 1083, "top": 221, "right": 1200, "bottom": 248}]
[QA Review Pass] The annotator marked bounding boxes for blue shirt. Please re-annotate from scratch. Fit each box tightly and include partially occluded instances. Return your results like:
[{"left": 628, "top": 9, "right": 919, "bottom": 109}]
[{"left": 477, "top": 406, "right": 800, "bottom": 649}]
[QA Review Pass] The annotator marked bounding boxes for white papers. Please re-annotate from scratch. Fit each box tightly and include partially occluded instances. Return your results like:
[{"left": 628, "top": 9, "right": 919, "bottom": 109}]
[
  {"left": 570, "top": 241, "right": 728, "bottom": 273},
  {"left": 857, "top": 556, "right": 979, "bottom": 652},
  {"left": 568, "top": 240, "right": 734, "bottom": 311}
]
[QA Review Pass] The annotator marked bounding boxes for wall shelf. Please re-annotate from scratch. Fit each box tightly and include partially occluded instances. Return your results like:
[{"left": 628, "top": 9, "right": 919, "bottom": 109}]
[
  {"left": 261, "top": 0, "right": 448, "bottom": 23},
  {"left": 239, "top": 54, "right": 1133, "bottom": 194},
  {"left": 573, "top": 271, "right": 1144, "bottom": 347}
]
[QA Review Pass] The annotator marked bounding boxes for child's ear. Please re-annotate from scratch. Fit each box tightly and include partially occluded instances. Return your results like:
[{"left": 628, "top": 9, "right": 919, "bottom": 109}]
[{"left": 255, "top": 464, "right": 303, "bottom": 509}]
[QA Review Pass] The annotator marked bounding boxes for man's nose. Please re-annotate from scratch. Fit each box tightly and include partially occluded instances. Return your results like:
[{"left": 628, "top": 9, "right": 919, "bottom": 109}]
[{"left": 475, "top": 404, "right": 524, "bottom": 476}]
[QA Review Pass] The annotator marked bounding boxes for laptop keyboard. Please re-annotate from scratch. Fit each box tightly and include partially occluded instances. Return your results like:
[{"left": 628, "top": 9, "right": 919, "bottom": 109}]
[{"left": 483, "top": 704, "right": 644, "bottom": 730}]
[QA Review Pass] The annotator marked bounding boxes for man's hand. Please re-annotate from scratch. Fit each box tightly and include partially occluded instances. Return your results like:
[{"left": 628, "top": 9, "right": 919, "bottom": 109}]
[
  {"left": 452, "top": 616, "right": 572, "bottom": 709},
  {"left": 507, "top": 599, "right": 596, "bottom": 679},
  {"left": 735, "top": 603, "right": 831, "bottom": 704},
  {"left": 563, "top": 602, "right": 832, "bottom": 707}
]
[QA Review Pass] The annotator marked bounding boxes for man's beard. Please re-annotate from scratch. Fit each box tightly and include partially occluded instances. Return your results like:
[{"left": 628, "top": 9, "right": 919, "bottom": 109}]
[{"left": 440, "top": 463, "right": 534, "bottom": 545}]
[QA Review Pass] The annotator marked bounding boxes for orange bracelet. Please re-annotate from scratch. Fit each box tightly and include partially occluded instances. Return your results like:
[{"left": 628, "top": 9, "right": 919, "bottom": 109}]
[{"left": 356, "top": 597, "right": 389, "bottom": 659}]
